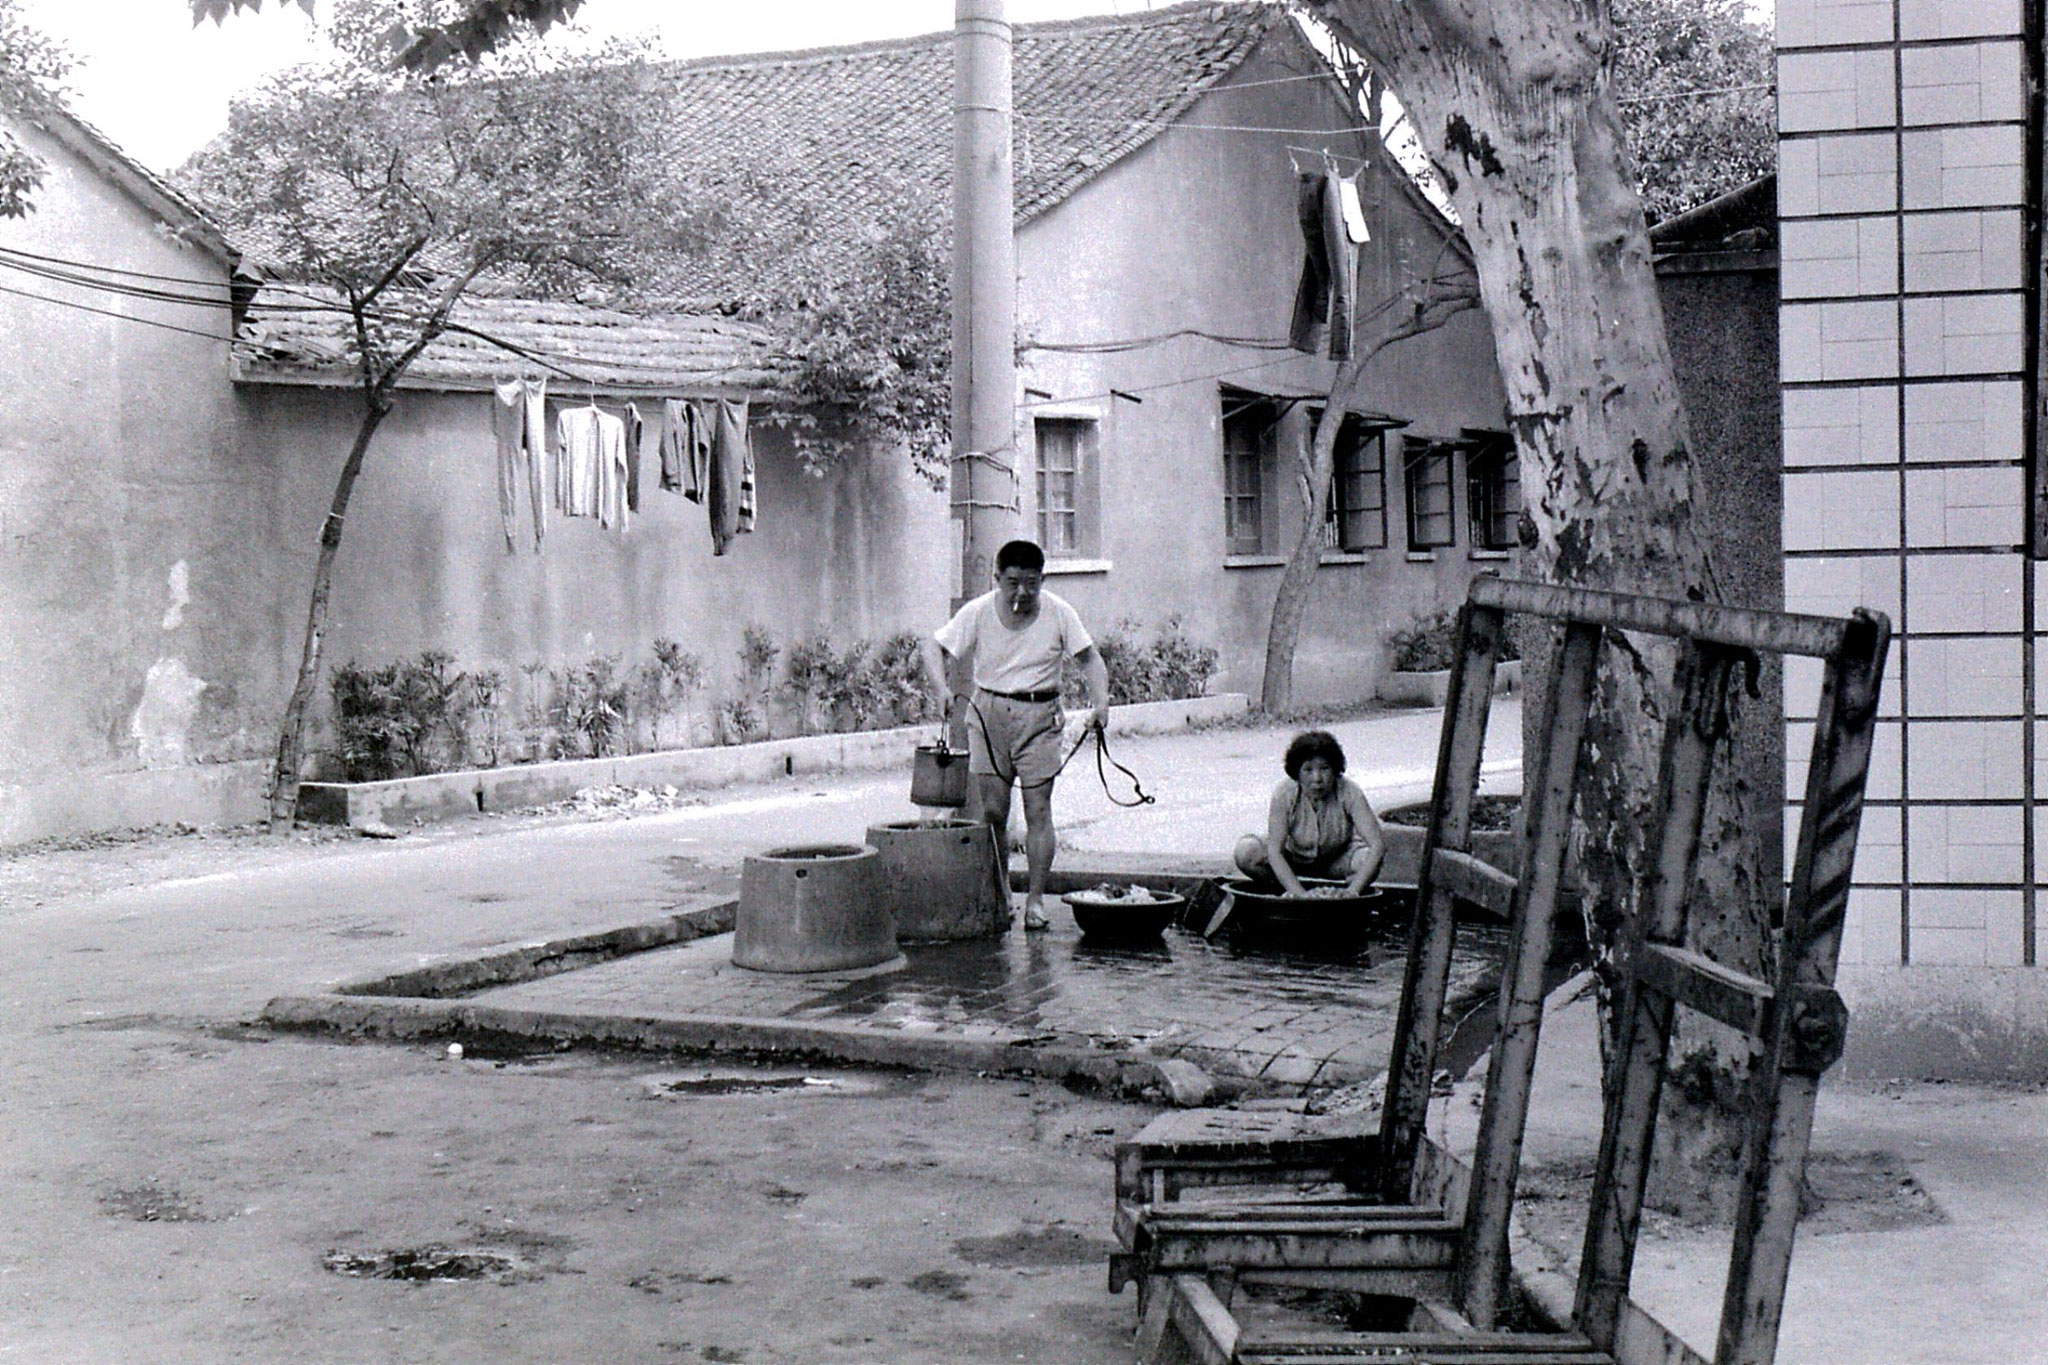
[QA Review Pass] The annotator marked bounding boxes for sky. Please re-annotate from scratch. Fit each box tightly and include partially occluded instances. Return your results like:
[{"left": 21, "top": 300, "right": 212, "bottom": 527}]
[{"left": 18, "top": 0, "right": 1189, "bottom": 174}]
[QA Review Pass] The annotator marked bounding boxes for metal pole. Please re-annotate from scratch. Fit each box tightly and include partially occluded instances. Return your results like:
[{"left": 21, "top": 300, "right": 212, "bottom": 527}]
[{"left": 951, "top": 0, "right": 1018, "bottom": 609}]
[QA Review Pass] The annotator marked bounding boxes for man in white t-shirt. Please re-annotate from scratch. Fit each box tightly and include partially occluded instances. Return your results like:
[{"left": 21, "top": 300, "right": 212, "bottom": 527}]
[{"left": 924, "top": 540, "right": 1111, "bottom": 930}]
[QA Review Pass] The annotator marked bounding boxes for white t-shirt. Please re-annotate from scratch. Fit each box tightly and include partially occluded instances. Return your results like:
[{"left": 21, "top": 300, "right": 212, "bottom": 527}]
[{"left": 935, "top": 590, "right": 1093, "bottom": 694}]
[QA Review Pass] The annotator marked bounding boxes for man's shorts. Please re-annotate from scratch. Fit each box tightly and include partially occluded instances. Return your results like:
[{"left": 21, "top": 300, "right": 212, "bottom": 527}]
[{"left": 966, "top": 689, "right": 1066, "bottom": 787}]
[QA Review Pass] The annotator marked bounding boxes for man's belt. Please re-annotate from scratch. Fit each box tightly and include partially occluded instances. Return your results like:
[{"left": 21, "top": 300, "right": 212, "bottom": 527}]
[{"left": 979, "top": 686, "right": 1060, "bottom": 704}]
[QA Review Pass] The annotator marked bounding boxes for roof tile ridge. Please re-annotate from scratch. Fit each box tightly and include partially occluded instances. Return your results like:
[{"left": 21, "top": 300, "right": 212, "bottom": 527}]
[{"left": 654, "top": 0, "right": 1277, "bottom": 79}]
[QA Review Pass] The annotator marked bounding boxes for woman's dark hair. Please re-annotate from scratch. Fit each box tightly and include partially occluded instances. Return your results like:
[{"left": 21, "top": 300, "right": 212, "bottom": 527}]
[{"left": 1283, "top": 729, "right": 1347, "bottom": 780}]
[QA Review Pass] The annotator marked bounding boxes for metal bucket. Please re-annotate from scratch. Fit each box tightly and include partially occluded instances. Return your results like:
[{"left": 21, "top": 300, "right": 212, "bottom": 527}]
[
  {"left": 866, "top": 819, "right": 1007, "bottom": 941},
  {"left": 733, "top": 843, "right": 896, "bottom": 973},
  {"left": 909, "top": 743, "right": 971, "bottom": 808}
]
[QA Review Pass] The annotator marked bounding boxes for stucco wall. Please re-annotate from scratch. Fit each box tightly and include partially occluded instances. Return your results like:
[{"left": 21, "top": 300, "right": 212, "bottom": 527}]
[
  {"left": 1015, "top": 33, "right": 1514, "bottom": 707},
  {"left": 0, "top": 116, "right": 266, "bottom": 844},
  {"left": 1657, "top": 260, "right": 1787, "bottom": 886},
  {"left": 241, "top": 384, "right": 951, "bottom": 765}
]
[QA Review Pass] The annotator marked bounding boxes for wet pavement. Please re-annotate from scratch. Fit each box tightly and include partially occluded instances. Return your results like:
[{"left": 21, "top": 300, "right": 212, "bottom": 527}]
[{"left": 476, "top": 901, "right": 1516, "bottom": 1088}]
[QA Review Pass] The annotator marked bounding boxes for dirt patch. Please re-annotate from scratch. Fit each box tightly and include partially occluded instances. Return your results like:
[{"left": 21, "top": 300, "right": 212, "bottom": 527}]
[
  {"left": 99, "top": 1182, "right": 209, "bottom": 1223},
  {"left": 321, "top": 1245, "right": 527, "bottom": 1283},
  {"left": 1517, "top": 1148, "right": 1944, "bottom": 1250},
  {"left": 952, "top": 1224, "right": 1116, "bottom": 1268},
  {"left": 1381, "top": 793, "right": 1520, "bottom": 832},
  {"left": 904, "top": 1269, "right": 973, "bottom": 1300}
]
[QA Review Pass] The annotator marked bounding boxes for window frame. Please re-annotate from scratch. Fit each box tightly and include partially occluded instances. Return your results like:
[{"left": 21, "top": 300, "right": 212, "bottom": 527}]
[
  {"left": 1029, "top": 411, "right": 1102, "bottom": 559},
  {"left": 1327, "top": 416, "right": 1391, "bottom": 552},
  {"left": 1464, "top": 432, "right": 1519, "bottom": 552},
  {"left": 1221, "top": 388, "right": 1279, "bottom": 557},
  {"left": 1403, "top": 436, "right": 1457, "bottom": 551}
]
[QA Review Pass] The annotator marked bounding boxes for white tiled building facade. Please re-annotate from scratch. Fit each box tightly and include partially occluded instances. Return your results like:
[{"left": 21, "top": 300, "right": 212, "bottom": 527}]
[{"left": 1778, "top": 0, "right": 2043, "bottom": 1075}]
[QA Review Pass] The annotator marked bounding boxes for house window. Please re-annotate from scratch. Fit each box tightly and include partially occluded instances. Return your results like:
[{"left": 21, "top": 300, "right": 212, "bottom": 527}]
[
  {"left": 1034, "top": 417, "right": 1096, "bottom": 556},
  {"left": 1329, "top": 419, "right": 1389, "bottom": 552},
  {"left": 1466, "top": 435, "right": 1519, "bottom": 551},
  {"left": 1222, "top": 390, "right": 1278, "bottom": 555},
  {"left": 1403, "top": 437, "right": 1456, "bottom": 550}
]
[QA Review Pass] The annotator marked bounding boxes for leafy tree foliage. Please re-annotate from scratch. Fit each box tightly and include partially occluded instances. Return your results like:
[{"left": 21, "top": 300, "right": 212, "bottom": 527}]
[
  {"left": 178, "top": 0, "right": 688, "bottom": 821},
  {"left": 759, "top": 187, "right": 951, "bottom": 488},
  {"left": 0, "top": 0, "right": 73, "bottom": 218},
  {"left": 1612, "top": 0, "right": 1774, "bottom": 223}
]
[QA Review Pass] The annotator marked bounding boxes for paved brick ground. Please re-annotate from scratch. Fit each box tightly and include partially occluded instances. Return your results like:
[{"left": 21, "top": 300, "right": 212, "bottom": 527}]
[{"left": 477, "top": 900, "right": 1513, "bottom": 1088}]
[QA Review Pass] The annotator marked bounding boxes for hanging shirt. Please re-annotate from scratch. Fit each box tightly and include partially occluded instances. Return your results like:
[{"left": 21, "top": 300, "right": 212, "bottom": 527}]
[
  {"left": 660, "top": 398, "right": 710, "bottom": 501},
  {"left": 557, "top": 405, "right": 624, "bottom": 522}
]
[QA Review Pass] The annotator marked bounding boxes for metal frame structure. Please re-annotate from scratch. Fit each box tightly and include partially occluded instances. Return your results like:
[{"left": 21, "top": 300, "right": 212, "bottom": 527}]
[{"left": 1113, "top": 576, "right": 1891, "bottom": 1365}]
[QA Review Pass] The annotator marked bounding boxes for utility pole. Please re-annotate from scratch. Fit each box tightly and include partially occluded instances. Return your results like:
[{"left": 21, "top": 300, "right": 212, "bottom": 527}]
[{"left": 950, "top": 0, "right": 1018, "bottom": 608}]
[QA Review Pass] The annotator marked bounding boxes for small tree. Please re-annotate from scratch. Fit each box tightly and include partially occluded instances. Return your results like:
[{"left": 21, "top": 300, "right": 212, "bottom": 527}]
[{"left": 180, "top": 0, "right": 685, "bottom": 823}]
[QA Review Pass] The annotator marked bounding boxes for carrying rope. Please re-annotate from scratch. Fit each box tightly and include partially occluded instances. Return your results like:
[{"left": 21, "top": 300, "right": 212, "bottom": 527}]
[{"left": 953, "top": 695, "right": 1155, "bottom": 808}]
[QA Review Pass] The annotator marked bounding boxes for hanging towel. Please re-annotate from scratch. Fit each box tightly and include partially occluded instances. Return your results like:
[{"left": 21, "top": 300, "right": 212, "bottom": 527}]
[
  {"left": 492, "top": 380, "right": 524, "bottom": 553},
  {"left": 522, "top": 378, "right": 549, "bottom": 547},
  {"left": 708, "top": 398, "right": 754, "bottom": 555},
  {"left": 623, "top": 403, "right": 644, "bottom": 514},
  {"left": 598, "top": 408, "right": 631, "bottom": 533},
  {"left": 1339, "top": 172, "right": 1369, "bottom": 244}
]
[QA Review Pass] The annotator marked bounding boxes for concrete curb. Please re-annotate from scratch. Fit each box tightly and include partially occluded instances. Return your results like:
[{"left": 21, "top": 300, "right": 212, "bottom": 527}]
[
  {"left": 335, "top": 902, "right": 738, "bottom": 999},
  {"left": 260, "top": 991, "right": 1179, "bottom": 1095},
  {"left": 298, "top": 693, "right": 1253, "bottom": 829}
]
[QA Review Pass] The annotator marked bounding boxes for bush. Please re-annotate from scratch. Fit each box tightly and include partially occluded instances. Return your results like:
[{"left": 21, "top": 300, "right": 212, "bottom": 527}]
[
  {"left": 1388, "top": 611, "right": 1458, "bottom": 673},
  {"left": 1062, "top": 617, "right": 1219, "bottom": 708},
  {"left": 329, "top": 651, "right": 473, "bottom": 781}
]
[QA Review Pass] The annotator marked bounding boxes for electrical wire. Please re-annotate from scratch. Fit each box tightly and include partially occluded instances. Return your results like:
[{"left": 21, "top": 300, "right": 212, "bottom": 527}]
[
  {"left": 0, "top": 279, "right": 230, "bottom": 342},
  {"left": 1022, "top": 328, "right": 1296, "bottom": 355}
]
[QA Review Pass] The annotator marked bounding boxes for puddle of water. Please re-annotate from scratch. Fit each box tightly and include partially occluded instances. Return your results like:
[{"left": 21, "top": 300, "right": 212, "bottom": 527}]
[
  {"left": 321, "top": 1246, "right": 525, "bottom": 1283},
  {"left": 643, "top": 1069, "right": 887, "bottom": 1098}
]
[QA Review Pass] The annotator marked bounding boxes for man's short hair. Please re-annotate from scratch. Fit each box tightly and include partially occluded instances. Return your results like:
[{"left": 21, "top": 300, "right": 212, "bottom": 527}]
[
  {"left": 1283, "top": 729, "right": 1348, "bottom": 780},
  {"left": 995, "top": 539, "right": 1046, "bottom": 574}
]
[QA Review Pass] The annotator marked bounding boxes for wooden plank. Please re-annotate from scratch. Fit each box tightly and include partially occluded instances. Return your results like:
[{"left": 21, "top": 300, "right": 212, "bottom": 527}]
[
  {"left": 1614, "top": 1299, "right": 1713, "bottom": 1365},
  {"left": 1634, "top": 942, "right": 1773, "bottom": 1037},
  {"left": 1716, "top": 611, "right": 1888, "bottom": 1365},
  {"left": 1431, "top": 847, "right": 1519, "bottom": 919},
  {"left": 1244, "top": 1355, "right": 1611, "bottom": 1365},
  {"left": 1466, "top": 576, "right": 1846, "bottom": 658},
  {"left": 1145, "top": 1208, "right": 1459, "bottom": 1230},
  {"left": 1380, "top": 601, "right": 1506, "bottom": 1200},
  {"left": 1144, "top": 1227, "right": 1462, "bottom": 1272},
  {"left": 1234, "top": 1266, "right": 1459, "bottom": 1299},
  {"left": 1458, "top": 620, "right": 1602, "bottom": 1328},
  {"left": 1162, "top": 1275, "right": 1240, "bottom": 1365},
  {"left": 1576, "top": 640, "right": 1734, "bottom": 1348},
  {"left": 1243, "top": 1332, "right": 1597, "bottom": 1352}
]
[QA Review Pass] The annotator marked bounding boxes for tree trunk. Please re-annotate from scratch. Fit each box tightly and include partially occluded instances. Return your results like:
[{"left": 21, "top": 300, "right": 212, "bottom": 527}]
[
  {"left": 1314, "top": 0, "right": 1769, "bottom": 1205},
  {"left": 1261, "top": 370, "right": 1356, "bottom": 714},
  {"left": 267, "top": 390, "right": 396, "bottom": 826}
]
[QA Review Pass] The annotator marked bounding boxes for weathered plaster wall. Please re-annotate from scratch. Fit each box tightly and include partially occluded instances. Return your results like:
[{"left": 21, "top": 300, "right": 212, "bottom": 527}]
[
  {"left": 241, "top": 384, "right": 950, "bottom": 762},
  {"left": 1658, "top": 260, "right": 1787, "bottom": 886},
  {"left": 0, "top": 116, "right": 268, "bottom": 844},
  {"left": 1015, "top": 33, "right": 1515, "bottom": 707}
]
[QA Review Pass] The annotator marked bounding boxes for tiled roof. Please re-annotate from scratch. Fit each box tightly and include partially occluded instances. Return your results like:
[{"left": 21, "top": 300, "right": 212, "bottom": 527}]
[
  {"left": 651, "top": 1, "right": 1285, "bottom": 305},
  {"left": 233, "top": 285, "right": 787, "bottom": 395}
]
